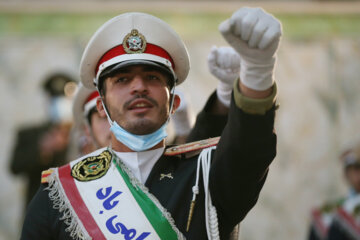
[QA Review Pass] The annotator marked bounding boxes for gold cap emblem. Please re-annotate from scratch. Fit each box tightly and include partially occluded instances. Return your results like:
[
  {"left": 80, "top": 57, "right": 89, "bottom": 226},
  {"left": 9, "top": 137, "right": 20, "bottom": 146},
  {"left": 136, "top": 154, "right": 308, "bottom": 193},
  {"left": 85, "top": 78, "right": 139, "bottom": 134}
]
[{"left": 123, "top": 29, "right": 147, "bottom": 54}]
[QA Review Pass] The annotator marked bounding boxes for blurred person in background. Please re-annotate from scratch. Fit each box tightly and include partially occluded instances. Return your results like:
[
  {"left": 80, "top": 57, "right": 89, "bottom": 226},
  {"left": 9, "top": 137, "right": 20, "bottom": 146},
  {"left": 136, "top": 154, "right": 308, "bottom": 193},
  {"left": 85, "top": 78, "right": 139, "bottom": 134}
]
[
  {"left": 71, "top": 83, "right": 112, "bottom": 156},
  {"left": 9, "top": 73, "right": 76, "bottom": 212},
  {"left": 326, "top": 146, "right": 360, "bottom": 240},
  {"left": 169, "top": 88, "right": 192, "bottom": 144},
  {"left": 308, "top": 146, "right": 360, "bottom": 240}
]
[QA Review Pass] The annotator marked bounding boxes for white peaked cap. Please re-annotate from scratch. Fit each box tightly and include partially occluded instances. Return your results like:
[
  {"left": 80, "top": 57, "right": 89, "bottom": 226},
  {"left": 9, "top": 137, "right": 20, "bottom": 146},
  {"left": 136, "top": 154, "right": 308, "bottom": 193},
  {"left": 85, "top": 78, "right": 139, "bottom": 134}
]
[
  {"left": 80, "top": 12, "right": 190, "bottom": 89},
  {"left": 72, "top": 83, "right": 99, "bottom": 127}
]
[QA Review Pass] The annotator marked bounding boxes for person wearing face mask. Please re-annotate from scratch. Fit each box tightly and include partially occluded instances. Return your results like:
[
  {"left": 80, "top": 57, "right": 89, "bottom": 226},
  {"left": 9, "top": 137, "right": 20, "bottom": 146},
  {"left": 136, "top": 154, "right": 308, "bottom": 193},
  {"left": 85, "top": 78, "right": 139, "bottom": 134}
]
[
  {"left": 21, "top": 7, "right": 280, "bottom": 240},
  {"left": 70, "top": 46, "right": 240, "bottom": 154},
  {"left": 9, "top": 73, "right": 76, "bottom": 213}
]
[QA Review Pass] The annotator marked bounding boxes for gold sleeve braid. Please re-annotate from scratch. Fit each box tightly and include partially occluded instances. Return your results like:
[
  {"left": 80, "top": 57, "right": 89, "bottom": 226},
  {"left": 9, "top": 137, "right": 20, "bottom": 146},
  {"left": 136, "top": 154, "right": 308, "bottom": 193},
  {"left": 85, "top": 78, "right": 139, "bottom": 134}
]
[{"left": 233, "top": 78, "right": 278, "bottom": 115}]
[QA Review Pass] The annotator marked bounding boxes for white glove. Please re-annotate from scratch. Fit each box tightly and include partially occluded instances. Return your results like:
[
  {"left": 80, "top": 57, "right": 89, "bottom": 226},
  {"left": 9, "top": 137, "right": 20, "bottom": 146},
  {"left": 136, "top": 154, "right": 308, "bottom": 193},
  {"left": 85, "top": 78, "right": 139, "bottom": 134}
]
[
  {"left": 219, "top": 7, "right": 282, "bottom": 91},
  {"left": 208, "top": 46, "right": 240, "bottom": 107}
]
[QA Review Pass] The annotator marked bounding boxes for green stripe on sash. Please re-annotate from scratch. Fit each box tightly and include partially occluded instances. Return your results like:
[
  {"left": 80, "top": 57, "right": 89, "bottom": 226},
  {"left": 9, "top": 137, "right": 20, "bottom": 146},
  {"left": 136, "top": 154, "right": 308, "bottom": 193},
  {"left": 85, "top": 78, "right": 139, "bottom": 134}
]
[{"left": 113, "top": 159, "right": 178, "bottom": 240}]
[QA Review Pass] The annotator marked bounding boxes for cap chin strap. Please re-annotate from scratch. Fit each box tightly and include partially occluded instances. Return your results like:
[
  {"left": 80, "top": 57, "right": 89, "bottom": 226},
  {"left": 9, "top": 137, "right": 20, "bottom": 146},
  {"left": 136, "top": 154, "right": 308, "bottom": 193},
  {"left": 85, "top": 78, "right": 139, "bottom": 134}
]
[{"left": 97, "top": 84, "right": 176, "bottom": 151}]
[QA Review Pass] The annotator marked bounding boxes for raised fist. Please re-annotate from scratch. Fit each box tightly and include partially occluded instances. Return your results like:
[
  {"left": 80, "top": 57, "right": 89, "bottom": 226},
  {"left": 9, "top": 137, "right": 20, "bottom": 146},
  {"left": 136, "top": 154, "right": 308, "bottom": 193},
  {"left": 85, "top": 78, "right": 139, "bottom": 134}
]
[
  {"left": 219, "top": 7, "right": 282, "bottom": 90},
  {"left": 208, "top": 46, "right": 240, "bottom": 107}
]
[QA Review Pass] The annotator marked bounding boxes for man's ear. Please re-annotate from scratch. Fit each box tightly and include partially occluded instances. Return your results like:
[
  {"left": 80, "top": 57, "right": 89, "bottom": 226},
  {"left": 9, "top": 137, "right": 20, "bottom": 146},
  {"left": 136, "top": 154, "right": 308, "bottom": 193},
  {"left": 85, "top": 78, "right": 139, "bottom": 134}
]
[
  {"left": 171, "top": 94, "right": 181, "bottom": 114},
  {"left": 96, "top": 98, "right": 106, "bottom": 118}
]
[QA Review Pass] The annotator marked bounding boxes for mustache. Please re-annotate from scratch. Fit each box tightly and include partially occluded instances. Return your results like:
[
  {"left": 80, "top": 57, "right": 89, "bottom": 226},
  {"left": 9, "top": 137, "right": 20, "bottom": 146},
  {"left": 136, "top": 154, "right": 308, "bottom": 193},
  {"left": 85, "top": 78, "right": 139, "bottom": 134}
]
[{"left": 123, "top": 94, "right": 159, "bottom": 109}]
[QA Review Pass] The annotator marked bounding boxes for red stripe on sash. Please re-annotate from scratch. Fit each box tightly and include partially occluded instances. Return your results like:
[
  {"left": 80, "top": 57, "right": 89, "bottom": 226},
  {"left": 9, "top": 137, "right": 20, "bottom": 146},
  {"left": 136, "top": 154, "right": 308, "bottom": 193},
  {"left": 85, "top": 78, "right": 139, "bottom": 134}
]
[
  {"left": 311, "top": 209, "right": 328, "bottom": 237},
  {"left": 58, "top": 164, "right": 106, "bottom": 240}
]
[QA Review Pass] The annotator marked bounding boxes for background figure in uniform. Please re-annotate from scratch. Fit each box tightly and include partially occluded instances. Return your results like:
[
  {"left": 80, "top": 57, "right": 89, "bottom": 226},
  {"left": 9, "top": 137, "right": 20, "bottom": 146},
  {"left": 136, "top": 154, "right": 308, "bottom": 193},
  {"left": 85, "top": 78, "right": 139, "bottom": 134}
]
[
  {"left": 169, "top": 88, "right": 192, "bottom": 144},
  {"left": 71, "top": 83, "right": 111, "bottom": 156},
  {"left": 308, "top": 145, "right": 360, "bottom": 240},
  {"left": 21, "top": 7, "right": 280, "bottom": 239},
  {"left": 326, "top": 146, "right": 360, "bottom": 240},
  {"left": 9, "top": 73, "right": 76, "bottom": 212}
]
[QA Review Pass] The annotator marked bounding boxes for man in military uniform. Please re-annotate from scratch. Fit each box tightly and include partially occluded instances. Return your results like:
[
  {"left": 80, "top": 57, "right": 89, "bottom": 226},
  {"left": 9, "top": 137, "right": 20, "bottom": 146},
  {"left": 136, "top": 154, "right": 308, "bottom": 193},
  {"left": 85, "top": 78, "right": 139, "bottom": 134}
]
[
  {"left": 9, "top": 73, "right": 76, "bottom": 212},
  {"left": 21, "top": 7, "right": 281, "bottom": 239}
]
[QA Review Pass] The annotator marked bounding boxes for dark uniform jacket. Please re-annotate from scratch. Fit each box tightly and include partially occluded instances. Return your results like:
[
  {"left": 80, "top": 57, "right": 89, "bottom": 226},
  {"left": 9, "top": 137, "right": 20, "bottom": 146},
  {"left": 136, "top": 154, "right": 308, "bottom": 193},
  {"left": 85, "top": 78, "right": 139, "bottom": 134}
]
[
  {"left": 187, "top": 92, "right": 228, "bottom": 142},
  {"left": 10, "top": 122, "right": 69, "bottom": 209},
  {"left": 307, "top": 198, "right": 346, "bottom": 240},
  {"left": 326, "top": 207, "right": 360, "bottom": 240},
  {"left": 21, "top": 91, "right": 277, "bottom": 240},
  {"left": 326, "top": 222, "right": 353, "bottom": 240}
]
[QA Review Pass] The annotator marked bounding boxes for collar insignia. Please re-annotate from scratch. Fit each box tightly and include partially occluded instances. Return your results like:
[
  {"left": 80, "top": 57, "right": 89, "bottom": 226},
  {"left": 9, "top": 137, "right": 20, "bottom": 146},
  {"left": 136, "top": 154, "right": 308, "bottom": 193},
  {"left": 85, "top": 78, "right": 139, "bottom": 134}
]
[
  {"left": 123, "top": 29, "right": 147, "bottom": 54},
  {"left": 160, "top": 173, "right": 173, "bottom": 180},
  {"left": 71, "top": 150, "right": 112, "bottom": 182}
]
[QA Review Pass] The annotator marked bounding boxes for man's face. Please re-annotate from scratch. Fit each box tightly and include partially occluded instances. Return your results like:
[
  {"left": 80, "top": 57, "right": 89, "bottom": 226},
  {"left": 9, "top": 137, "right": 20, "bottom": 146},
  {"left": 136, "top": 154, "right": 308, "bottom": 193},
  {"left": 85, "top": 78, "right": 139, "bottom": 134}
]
[
  {"left": 100, "top": 65, "right": 172, "bottom": 135},
  {"left": 345, "top": 164, "right": 360, "bottom": 193},
  {"left": 90, "top": 111, "right": 111, "bottom": 148}
]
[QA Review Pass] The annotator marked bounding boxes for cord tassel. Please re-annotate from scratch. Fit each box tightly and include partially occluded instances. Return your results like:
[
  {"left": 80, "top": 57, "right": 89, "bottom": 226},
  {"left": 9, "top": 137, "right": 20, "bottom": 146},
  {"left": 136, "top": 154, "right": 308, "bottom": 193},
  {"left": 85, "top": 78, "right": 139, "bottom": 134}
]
[
  {"left": 187, "top": 157, "right": 201, "bottom": 232},
  {"left": 186, "top": 200, "right": 196, "bottom": 232}
]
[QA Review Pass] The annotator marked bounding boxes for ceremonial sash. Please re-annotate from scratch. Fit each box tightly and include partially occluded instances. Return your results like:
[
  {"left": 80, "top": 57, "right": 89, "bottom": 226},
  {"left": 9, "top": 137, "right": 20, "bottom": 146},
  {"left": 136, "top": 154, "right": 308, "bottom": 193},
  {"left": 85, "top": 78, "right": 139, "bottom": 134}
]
[{"left": 46, "top": 148, "right": 184, "bottom": 240}]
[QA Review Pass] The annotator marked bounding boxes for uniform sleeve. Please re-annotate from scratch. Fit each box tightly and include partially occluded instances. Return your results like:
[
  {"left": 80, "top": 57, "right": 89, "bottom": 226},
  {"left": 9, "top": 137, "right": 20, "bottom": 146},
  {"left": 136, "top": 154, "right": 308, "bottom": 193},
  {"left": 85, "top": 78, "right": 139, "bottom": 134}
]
[
  {"left": 326, "top": 222, "right": 350, "bottom": 240},
  {"left": 20, "top": 184, "right": 68, "bottom": 240},
  {"left": 209, "top": 83, "right": 277, "bottom": 235},
  {"left": 186, "top": 91, "right": 228, "bottom": 142},
  {"left": 307, "top": 224, "right": 321, "bottom": 240},
  {"left": 233, "top": 78, "right": 277, "bottom": 115}
]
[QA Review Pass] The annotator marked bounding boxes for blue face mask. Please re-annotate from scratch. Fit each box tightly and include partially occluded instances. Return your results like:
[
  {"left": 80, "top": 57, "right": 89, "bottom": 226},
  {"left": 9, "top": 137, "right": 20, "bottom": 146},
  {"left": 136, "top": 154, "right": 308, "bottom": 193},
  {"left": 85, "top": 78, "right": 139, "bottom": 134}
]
[{"left": 110, "top": 120, "right": 168, "bottom": 152}]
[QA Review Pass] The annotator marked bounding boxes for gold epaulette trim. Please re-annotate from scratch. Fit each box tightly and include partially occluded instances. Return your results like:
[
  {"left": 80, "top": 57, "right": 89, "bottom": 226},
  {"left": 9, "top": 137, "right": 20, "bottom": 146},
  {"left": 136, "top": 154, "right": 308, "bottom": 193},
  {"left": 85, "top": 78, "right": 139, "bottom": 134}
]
[
  {"left": 41, "top": 169, "right": 54, "bottom": 184},
  {"left": 165, "top": 136, "right": 220, "bottom": 156}
]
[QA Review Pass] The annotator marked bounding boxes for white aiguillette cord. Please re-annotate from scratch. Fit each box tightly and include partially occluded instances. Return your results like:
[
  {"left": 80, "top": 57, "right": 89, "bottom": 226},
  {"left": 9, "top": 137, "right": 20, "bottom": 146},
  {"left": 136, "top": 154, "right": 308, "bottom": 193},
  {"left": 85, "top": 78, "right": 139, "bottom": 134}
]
[{"left": 186, "top": 146, "right": 220, "bottom": 240}]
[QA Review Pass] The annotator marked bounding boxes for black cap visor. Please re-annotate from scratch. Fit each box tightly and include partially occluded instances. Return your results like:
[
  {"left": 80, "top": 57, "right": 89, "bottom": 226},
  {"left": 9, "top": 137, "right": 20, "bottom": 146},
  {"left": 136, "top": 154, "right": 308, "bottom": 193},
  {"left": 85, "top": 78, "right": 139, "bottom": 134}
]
[{"left": 98, "top": 60, "right": 176, "bottom": 91}]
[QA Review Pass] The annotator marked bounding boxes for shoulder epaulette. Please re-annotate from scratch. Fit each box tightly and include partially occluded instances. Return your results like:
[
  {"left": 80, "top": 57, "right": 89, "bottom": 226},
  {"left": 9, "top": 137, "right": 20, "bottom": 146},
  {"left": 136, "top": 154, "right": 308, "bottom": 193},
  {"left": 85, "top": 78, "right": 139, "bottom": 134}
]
[
  {"left": 41, "top": 169, "right": 54, "bottom": 184},
  {"left": 165, "top": 136, "right": 220, "bottom": 156}
]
